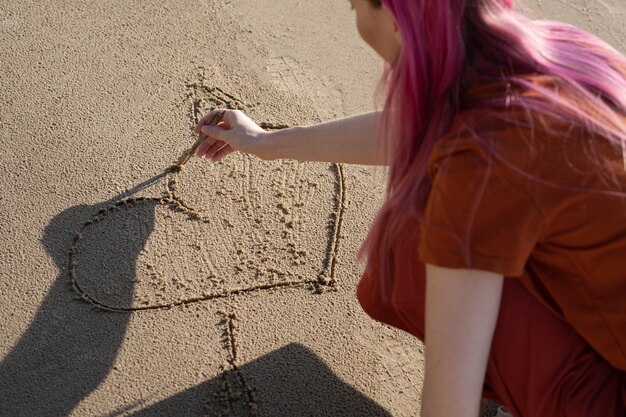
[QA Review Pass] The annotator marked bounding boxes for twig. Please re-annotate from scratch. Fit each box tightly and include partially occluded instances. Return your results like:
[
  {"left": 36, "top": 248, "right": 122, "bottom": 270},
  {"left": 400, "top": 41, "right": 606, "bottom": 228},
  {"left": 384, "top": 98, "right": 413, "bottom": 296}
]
[{"left": 176, "top": 110, "right": 226, "bottom": 167}]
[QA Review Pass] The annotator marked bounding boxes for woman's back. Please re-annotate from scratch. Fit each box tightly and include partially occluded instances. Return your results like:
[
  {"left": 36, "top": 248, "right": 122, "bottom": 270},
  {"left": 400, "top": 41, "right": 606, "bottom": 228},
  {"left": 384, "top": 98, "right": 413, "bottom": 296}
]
[{"left": 419, "top": 74, "right": 626, "bottom": 370}]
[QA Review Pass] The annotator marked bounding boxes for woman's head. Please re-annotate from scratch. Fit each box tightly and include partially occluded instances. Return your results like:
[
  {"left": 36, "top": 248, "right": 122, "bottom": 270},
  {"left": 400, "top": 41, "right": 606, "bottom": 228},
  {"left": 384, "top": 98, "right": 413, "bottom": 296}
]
[
  {"left": 359, "top": 0, "right": 626, "bottom": 297},
  {"left": 349, "top": 0, "right": 401, "bottom": 65}
]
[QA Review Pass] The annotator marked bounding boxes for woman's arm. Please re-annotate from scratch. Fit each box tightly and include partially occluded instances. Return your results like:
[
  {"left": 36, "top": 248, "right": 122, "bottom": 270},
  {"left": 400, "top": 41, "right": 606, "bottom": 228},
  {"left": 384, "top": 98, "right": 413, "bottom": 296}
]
[
  {"left": 194, "top": 109, "right": 386, "bottom": 165},
  {"left": 421, "top": 264, "right": 504, "bottom": 417}
]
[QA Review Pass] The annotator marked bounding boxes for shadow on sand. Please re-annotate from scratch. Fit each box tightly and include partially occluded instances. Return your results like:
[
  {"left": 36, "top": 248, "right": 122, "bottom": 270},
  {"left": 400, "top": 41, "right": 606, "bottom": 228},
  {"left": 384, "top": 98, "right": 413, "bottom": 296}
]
[
  {"left": 0, "top": 173, "right": 164, "bottom": 416},
  {"left": 0, "top": 172, "right": 392, "bottom": 417},
  {"left": 123, "top": 343, "right": 393, "bottom": 417}
]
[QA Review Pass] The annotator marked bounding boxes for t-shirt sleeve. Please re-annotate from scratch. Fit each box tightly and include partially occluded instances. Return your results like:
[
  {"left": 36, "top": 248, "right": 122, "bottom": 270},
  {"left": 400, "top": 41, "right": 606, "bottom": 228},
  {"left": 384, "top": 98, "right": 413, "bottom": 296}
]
[{"left": 418, "top": 134, "right": 545, "bottom": 277}]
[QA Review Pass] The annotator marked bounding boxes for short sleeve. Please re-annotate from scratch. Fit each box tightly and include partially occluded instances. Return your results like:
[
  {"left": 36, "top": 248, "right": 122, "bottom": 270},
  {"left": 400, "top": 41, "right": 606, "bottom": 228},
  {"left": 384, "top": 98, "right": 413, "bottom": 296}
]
[{"left": 418, "top": 133, "right": 545, "bottom": 277}]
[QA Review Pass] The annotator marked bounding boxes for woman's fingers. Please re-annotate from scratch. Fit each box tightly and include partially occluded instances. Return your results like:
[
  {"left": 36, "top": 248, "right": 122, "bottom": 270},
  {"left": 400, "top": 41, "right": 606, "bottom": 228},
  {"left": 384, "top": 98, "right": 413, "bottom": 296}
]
[
  {"left": 194, "top": 109, "right": 224, "bottom": 134},
  {"left": 193, "top": 108, "right": 267, "bottom": 161},
  {"left": 195, "top": 108, "right": 240, "bottom": 134},
  {"left": 211, "top": 145, "right": 235, "bottom": 162},
  {"left": 196, "top": 137, "right": 218, "bottom": 157},
  {"left": 197, "top": 139, "right": 223, "bottom": 159},
  {"left": 200, "top": 123, "right": 233, "bottom": 144},
  {"left": 203, "top": 140, "right": 228, "bottom": 160}
]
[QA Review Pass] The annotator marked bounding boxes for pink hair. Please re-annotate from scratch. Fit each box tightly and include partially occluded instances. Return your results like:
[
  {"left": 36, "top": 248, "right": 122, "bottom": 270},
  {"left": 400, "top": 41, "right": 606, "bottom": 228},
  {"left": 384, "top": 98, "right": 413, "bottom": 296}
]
[{"left": 360, "top": 0, "right": 626, "bottom": 295}]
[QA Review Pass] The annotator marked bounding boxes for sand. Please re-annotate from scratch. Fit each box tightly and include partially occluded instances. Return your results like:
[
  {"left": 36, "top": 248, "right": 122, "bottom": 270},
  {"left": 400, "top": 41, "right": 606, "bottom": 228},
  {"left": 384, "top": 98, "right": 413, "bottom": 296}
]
[{"left": 0, "top": 0, "right": 624, "bottom": 416}]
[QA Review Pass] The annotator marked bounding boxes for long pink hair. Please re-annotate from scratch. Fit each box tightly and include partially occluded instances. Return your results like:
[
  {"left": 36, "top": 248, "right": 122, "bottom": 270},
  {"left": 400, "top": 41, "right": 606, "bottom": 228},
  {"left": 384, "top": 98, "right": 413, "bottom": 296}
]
[{"left": 360, "top": 0, "right": 626, "bottom": 294}]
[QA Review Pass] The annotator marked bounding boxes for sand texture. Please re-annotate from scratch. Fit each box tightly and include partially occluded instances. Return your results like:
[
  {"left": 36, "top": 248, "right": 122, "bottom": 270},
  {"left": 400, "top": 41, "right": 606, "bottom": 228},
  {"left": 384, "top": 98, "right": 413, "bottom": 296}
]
[{"left": 1, "top": 0, "right": 624, "bottom": 416}]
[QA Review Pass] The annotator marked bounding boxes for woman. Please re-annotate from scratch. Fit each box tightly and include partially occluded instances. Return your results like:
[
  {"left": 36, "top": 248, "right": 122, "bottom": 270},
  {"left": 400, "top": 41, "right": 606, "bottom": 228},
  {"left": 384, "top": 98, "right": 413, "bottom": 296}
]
[{"left": 194, "top": 0, "right": 626, "bottom": 416}]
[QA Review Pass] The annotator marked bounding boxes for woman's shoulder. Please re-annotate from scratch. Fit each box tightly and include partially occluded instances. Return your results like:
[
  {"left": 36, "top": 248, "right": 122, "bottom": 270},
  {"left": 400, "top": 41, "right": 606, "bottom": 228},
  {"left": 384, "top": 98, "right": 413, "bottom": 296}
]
[
  {"left": 428, "top": 75, "right": 626, "bottom": 220},
  {"left": 432, "top": 74, "right": 625, "bottom": 180},
  {"left": 430, "top": 93, "right": 558, "bottom": 177},
  {"left": 453, "top": 73, "right": 575, "bottom": 137}
]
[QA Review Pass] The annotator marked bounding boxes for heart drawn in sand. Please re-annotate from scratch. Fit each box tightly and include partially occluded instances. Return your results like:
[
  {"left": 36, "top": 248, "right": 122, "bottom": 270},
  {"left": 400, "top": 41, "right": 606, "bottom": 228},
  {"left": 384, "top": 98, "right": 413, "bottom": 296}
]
[{"left": 68, "top": 157, "right": 346, "bottom": 312}]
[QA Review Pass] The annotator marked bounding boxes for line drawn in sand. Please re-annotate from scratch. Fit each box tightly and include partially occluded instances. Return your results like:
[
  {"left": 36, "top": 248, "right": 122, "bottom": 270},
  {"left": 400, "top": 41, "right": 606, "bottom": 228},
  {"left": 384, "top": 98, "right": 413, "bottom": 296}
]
[
  {"left": 207, "top": 312, "right": 259, "bottom": 417},
  {"left": 68, "top": 77, "right": 347, "bottom": 415}
]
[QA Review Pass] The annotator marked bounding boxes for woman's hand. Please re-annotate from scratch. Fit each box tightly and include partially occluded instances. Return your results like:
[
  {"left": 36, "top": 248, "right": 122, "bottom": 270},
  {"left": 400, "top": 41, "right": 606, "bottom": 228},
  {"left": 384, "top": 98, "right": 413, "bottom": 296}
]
[
  {"left": 194, "top": 109, "right": 270, "bottom": 162},
  {"left": 194, "top": 109, "right": 385, "bottom": 165}
]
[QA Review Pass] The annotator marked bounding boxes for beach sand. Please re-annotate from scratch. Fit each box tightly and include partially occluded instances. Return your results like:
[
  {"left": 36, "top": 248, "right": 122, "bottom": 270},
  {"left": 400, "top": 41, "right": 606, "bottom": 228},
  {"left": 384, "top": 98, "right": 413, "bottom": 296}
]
[{"left": 0, "top": 1, "right": 624, "bottom": 416}]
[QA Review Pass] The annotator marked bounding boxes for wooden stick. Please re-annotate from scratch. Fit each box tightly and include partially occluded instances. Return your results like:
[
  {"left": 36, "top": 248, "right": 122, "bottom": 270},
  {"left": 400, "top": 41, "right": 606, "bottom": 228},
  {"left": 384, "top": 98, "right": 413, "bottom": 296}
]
[{"left": 177, "top": 110, "right": 226, "bottom": 167}]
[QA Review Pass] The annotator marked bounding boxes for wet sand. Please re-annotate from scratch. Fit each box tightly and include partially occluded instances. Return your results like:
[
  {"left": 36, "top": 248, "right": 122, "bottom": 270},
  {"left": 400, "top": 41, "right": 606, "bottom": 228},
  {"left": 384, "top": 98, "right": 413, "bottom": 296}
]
[{"left": 1, "top": 1, "right": 624, "bottom": 416}]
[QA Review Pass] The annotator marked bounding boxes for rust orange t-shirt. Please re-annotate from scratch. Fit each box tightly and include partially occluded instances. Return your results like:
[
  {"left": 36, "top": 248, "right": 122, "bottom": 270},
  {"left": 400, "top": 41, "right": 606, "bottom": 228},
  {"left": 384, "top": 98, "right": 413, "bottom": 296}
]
[{"left": 417, "top": 77, "right": 626, "bottom": 371}]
